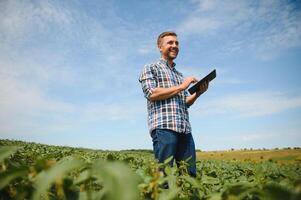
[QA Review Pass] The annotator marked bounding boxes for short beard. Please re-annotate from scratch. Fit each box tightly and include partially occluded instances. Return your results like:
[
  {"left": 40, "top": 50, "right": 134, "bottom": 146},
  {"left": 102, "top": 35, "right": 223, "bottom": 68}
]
[{"left": 168, "top": 51, "right": 178, "bottom": 59}]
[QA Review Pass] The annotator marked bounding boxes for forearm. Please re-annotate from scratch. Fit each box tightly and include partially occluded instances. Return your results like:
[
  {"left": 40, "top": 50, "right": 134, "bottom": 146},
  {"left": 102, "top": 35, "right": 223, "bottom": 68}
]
[
  {"left": 186, "top": 92, "right": 201, "bottom": 106},
  {"left": 149, "top": 86, "right": 183, "bottom": 101},
  {"left": 186, "top": 81, "right": 209, "bottom": 106}
]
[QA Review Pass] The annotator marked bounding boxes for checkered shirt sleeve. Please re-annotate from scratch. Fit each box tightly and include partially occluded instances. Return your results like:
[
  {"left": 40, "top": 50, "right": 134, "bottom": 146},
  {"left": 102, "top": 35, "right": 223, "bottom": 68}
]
[{"left": 139, "top": 64, "right": 157, "bottom": 100}]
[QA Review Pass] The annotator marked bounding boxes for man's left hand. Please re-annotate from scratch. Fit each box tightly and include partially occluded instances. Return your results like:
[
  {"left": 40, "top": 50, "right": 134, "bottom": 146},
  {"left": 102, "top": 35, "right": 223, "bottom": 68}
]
[{"left": 196, "top": 81, "right": 208, "bottom": 96}]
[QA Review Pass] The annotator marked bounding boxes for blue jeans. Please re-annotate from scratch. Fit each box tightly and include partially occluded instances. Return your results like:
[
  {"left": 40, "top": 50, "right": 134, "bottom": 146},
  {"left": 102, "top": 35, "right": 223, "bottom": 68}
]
[{"left": 151, "top": 129, "right": 196, "bottom": 177}]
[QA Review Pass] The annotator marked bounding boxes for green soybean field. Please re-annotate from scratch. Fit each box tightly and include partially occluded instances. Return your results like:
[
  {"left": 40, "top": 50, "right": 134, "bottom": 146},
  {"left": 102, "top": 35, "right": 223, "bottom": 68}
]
[{"left": 0, "top": 139, "right": 300, "bottom": 200}]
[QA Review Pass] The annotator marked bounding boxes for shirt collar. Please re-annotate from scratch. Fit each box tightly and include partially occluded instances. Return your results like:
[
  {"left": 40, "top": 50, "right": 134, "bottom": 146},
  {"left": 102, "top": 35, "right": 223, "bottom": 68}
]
[{"left": 159, "top": 58, "right": 176, "bottom": 69}]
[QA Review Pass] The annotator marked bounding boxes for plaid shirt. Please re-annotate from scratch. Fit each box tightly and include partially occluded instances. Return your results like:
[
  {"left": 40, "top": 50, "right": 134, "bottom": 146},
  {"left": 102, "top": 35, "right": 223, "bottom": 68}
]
[{"left": 139, "top": 59, "right": 191, "bottom": 134}]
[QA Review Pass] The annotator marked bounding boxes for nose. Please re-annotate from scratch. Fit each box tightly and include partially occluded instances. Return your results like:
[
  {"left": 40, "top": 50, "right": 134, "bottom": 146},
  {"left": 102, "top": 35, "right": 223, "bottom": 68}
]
[{"left": 172, "top": 42, "right": 178, "bottom": 48}]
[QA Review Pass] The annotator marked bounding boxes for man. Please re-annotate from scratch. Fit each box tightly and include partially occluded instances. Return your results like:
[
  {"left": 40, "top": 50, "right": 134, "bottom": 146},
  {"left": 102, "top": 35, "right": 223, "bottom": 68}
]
[{"left": 139, "top": 31, "right": 208, "bottom": 177}]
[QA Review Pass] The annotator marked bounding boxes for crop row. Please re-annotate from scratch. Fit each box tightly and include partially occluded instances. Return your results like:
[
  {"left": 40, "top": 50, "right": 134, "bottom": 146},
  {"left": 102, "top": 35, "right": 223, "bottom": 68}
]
[{"left": 0, "top": 140, "right": 300, "bottom": 200}]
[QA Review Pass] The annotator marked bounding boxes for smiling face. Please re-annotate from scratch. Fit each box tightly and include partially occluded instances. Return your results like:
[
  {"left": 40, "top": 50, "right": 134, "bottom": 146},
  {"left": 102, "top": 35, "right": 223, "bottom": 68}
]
[{"left": 158, "top": 35, "right": 179, "bottom": 62}]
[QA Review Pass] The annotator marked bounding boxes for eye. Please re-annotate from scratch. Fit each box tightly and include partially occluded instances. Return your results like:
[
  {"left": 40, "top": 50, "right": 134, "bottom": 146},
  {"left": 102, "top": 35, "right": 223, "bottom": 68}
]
[{"left": 167, "top": 40, "right": 179, "bottom": 46}]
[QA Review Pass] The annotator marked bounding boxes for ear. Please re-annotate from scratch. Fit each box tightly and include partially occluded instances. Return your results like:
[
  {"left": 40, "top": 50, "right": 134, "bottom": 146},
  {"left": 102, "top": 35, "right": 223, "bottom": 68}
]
[{"left": 157, "top": 43, "right": 162, "bottom": 53}]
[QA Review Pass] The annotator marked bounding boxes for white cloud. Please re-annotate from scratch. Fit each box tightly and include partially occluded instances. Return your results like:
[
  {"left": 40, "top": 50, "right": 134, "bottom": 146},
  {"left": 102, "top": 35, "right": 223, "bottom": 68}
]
[
  {"left": 181, "top": 67, "right": 246, "bottom": 87},
  {"left": 0, "top": 70, "right": 144, "bottom": 136},
  {"left": 138, "top": 42, "right": 157, "bottom": 55},
  {"left": 82, "top": 102, "right": 145, "bottom": 122},
  {"left": 196, "top": 127, "right": 301, "bottom": 150},
  {"left": 0, "top": 76, "right": 75, "bottom": 134},
  {"left": 181, "top": 66, "right": 214, "bottom": 78},
  {"left": 178, "top": 0, "right": 301, "bottom": 59},
  {"left": 0, "top": 44, "right": 140, "bottom": 136},
  {"left": 0, "top": 0, "right": 144, "bottom": 94},
  {"left": 178, "top": 17, "right": 220, "bottom": 34},
  {"left": 192, "top": 92, "right": 301, "bottom": 117},
  {"left": 0, "top": 0, "right": 133, "bottom": 60},
  {"left": 0, "top": 0, "right": 74, "bottom": 44},
  {"left": 240, "top": 134, "right": 262, "bottom": 142},
  {"left": 195, "top": 0, "right": 216, "bottom": 11},
  {"left": 0, "top": 0, "right": 149, "bottom": 137},
  {"left": 178, "top": 0, "right": 252, "bottom": 35}
]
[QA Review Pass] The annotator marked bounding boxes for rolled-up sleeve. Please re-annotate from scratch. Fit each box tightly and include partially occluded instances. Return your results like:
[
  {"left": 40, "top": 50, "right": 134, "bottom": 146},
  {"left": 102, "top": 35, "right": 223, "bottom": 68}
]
[{"left": 139, "top": 64, "right": 157, "bottom": 100}]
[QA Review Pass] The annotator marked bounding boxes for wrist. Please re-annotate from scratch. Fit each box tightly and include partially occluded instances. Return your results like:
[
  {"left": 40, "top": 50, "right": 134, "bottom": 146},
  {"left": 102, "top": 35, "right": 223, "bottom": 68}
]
[{"left": 178, "top": 84, "right": 185, "bottom": 91}]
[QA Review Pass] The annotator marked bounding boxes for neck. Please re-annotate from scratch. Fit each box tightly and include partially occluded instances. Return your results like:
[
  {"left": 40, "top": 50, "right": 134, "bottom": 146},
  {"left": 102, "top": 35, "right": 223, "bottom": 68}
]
[{"left": 161, "top": 56, "right": 174, "bottom": 68}]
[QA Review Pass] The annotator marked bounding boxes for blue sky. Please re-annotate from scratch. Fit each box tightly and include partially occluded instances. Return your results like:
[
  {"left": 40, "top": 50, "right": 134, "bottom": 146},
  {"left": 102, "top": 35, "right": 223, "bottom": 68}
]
[{"left": 0, "top": 0, "right": 301, "bottom": 150}]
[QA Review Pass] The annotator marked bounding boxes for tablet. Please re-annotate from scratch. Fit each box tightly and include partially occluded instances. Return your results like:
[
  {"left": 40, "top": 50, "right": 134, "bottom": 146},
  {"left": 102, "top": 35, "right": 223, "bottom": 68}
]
[{"left": 188, "top": 69, "right": 216, "bottom": 94}]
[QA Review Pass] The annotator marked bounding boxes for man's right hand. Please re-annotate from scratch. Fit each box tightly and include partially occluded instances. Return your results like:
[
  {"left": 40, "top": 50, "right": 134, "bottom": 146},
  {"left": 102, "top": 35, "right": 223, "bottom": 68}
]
[{"left": 180, "top": 76, "right": 197, "bottom": 90}]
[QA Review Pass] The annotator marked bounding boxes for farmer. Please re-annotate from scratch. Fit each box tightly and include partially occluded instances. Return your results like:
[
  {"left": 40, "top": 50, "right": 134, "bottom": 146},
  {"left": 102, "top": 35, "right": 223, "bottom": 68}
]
[{"left": 139, "top": 31, "right": 208, "bottom": 177}]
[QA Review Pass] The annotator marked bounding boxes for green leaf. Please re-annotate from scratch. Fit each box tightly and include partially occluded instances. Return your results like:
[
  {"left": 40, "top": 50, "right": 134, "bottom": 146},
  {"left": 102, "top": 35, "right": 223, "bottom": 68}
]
[
  {"left": 32, "top": 157, "right": 84, "bottom": 200},
  {"left": 262, "top": 183, "right": 292, "bottom": 200},
  {"left": 158, "top": 188, "right": 180, "bottom": 200},
  {"left": 164, "top": 156, "right": 174, "bottom": 165},
  {"left": 184, "top": 156, "right": 192, "bottom": 163},
  {"left": 181, "top": 175, "right": 200, "bottom": 188},
  {"left": 165, "top": 167, "right": 177, "bottom": 189},
  {"left": 201, "top": 175, "right": 220, "bottom": 185},
  {"left": 92, "top": 160, "right": 140, "bottom": 200},
  {"left": 221, "top": 183, "right": 254, "bottom": 199},
  {"left": 0, "top": 146, "right": 19, "bottom": 163},
  {"left": 207, "top": 193, "right": 222, "bottom": 200},
  {"left": 74, "top": 170, "right": 90, "bottom": 184},
  {"left": 0, "top": 166, "right": 28, "bottom": 189}
]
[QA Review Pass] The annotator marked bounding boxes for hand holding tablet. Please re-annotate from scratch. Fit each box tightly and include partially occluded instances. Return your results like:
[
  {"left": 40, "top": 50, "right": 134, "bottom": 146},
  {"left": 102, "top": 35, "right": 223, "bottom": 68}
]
[{"left": 188, "top": 69, "right": 216, "bottom": 95}]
